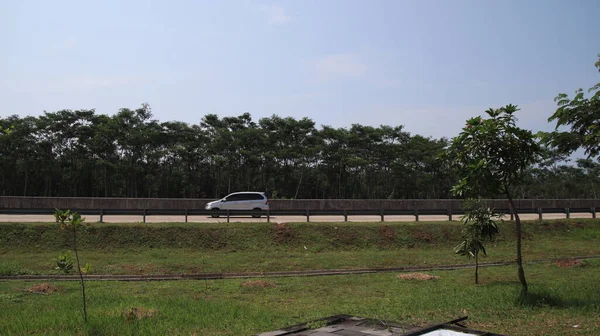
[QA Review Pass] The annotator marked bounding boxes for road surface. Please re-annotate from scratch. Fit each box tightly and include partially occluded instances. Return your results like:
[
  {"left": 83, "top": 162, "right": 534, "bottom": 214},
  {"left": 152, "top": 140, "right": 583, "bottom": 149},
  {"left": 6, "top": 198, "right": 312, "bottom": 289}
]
[{"left": 0, "top": 212, "right": 593, "bottom": 224}]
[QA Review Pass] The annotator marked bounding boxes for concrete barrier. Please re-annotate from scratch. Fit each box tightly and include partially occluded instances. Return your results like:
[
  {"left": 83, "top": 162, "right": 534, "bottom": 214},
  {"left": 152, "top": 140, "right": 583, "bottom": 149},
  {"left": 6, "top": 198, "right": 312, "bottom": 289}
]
[{"left": 0, "top": 196, "right": 598, "bottom": 211}]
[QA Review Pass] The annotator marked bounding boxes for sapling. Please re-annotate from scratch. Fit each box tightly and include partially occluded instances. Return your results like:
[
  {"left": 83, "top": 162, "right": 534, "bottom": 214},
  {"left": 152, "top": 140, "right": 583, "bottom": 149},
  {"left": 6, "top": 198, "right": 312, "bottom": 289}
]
[{"left": 54, "top": 208, "right": 90, "bottom": 322}]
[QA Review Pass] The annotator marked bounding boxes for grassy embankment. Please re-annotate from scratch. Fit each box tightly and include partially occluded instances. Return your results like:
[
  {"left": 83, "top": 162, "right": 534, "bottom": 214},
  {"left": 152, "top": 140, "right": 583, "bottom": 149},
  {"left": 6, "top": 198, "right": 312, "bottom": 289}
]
[
  {"left": 1, "top": 219, "right": 599, "bottom": 275},
  {"left": 1, "top": 219, "right": 600, "bottom": 335}
]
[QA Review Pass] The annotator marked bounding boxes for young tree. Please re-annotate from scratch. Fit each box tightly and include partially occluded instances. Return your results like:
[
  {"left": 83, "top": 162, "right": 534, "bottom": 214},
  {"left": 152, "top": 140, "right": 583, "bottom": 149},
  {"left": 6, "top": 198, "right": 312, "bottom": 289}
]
[
  {"left": 541, "top": 54, "right": 600, "bottom": 160},
  {"left": 454, "top": 199, "right": 500, "bottom": 284},
  {"left": 443, "top": 104, "right": 541, "bottom": 296},
  {"left": 54, "top": 209, "right": 90, "bottom": 322}
]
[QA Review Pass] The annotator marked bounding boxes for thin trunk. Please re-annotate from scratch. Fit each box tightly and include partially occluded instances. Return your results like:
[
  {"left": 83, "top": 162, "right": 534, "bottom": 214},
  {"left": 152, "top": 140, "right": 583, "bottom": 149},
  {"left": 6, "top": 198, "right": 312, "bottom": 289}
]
[
  {"left": 72, "top": 228, "right": 88, "bottom": 322},
  {"left": 103, "top": 165, "right": 108, "bottom": 197},
  {"left": 23, "top": 169, "right": 28, "bottom": 196},
  {"left": 475, "top": 252, "right": 479, "bottom": 284},
  {"left": 134, "top": 169, "right": 138, "bottom": 198},
  {"left": 506, "top": 185, "right": 528, "bottom": 296},
  {"left": 294, "top": 165, "right": 304, "bottom": 199}
]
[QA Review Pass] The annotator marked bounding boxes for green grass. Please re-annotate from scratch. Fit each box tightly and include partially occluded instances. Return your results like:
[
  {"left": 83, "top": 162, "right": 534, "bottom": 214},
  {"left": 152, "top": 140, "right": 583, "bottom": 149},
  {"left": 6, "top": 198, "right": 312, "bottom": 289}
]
[
  {"left": 1, "top": 219, "right": 600, "bottom": 275},
  {"left": 1, "top": 261, "right": 600, "bottom": 335},
  {"left": 1, "top": 219, "right": 600, "bottom": 335}
]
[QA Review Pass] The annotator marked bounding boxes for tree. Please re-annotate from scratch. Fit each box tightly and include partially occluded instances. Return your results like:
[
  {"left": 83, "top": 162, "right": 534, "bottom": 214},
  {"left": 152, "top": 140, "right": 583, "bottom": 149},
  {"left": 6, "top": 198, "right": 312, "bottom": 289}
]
[
  {"left": 454, "top": 199, "right": 500, "bottom": 284},
  {"left": 2, "top": 104, "right": 595, "bottom": 199},
  {"left": 443, "top": 104, "right": 541, "bottom": 296},
  {"left": 54, "top": 209, "right": 90, "bottom": 323},
  {"left": 541, "top": 54, "right": 600, "bottom": 160},
  {"left": 0, "top": 125, "right": 13, "bottom": 135}
]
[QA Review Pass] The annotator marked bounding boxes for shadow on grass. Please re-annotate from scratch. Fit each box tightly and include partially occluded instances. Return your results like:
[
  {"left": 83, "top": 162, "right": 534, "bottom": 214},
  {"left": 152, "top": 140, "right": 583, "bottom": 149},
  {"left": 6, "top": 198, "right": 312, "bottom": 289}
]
[{"left": 517, "top": 288, "right": 598, "bottom": 310}]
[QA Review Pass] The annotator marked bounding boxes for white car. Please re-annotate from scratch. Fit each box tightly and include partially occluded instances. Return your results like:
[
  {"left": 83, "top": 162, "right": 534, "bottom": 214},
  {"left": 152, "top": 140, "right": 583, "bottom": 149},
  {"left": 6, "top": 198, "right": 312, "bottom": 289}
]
[{"left": 205, "top": 191, "right": 270, "bottom": 218}]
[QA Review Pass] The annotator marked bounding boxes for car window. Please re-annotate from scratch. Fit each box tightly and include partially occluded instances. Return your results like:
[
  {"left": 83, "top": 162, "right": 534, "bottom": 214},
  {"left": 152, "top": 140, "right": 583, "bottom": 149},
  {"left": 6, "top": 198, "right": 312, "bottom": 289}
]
[
  {"left": 240, "top": 193, "right": 261, "bottom": 201},
  {"left": 225, "top": 194, "right": 243, "bottom": 201},
  {"left": 229, "top": 193, "right": 264, "bottom": 201},
  {"left": 248, "top": 193, "right": 265, "bottom": 200}
]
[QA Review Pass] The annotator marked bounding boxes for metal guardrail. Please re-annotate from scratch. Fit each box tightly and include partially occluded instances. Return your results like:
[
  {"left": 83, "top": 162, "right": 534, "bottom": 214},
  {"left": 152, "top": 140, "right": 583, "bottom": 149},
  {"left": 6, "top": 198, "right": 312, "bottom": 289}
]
[{"left": 0, "top": 207, "right": 596, "bottom": 223}]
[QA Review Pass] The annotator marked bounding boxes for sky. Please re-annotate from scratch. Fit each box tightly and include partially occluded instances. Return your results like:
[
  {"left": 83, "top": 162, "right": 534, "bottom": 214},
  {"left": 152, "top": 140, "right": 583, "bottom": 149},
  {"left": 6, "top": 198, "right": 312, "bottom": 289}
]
[{"left": 1, "top": 0, "right": 599, "bottom": 140}]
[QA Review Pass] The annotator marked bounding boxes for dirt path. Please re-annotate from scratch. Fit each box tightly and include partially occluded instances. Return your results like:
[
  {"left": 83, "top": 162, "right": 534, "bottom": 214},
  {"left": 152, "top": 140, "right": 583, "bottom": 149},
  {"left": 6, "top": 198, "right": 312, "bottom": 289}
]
[{"left": 3, "top": 255, "right": 599, "bottom": 282}]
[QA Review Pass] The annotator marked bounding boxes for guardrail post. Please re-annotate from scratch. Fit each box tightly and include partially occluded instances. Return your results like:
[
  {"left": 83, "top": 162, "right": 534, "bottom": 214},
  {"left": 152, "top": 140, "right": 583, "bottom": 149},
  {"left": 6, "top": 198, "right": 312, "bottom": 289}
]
[
  {"left": 306, "top": 209, "right": 310, "bottom": 222},
  {"left": 447, "top": 209, "right": 452, "bottom": 221},
  {"left": 143, "top": 209, "right": 146, "bottom": 223},
  {"left": 414, "top": 209, "right": 419, "bottom": 222},
  {"left": 185, "top": 209, "right": 188, "bottom": 223},
  {"left": 227, "top": 210, "right": 230, "bottom": 223},
  {"left": 380, "top": 209, "right": 384, "bottom": 222},
  {"left": 538, "top": 208, "right": 542, "bottom": 222},
  {"left": 565, "top": 208, "right": 570, "bottom": 219},
  {"left": 267, "top": 210, "right": 270, "bottom": 223},
  {"left": 592, "top": 207, "right": 596, "bottom": 219},
  {"left": 343, "top": 210, "right": 348, "bottom": 222},
  {"left": 99, "top": 208, "right": 104, "bottom": 223}
]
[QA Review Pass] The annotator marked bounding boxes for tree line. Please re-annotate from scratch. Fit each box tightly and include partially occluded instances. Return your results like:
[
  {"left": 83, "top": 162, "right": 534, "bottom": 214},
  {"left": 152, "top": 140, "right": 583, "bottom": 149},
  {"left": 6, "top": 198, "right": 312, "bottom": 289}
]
[
  {"left": 1, "top": 56, "right": 598, "bottom": 200},
  {"left": 0, "top": 106, "right": 596, "bottom": 200}
]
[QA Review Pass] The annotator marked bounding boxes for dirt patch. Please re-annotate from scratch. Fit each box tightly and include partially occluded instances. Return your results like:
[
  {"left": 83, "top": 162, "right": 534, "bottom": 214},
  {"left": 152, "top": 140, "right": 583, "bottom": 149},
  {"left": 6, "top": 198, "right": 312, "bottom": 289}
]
[
  {"left": 24, "top": 283, "right": 62, "bottom": 294},
  {"left": 379, "top": 225, "right": 395, "bottom": 240},
  {"left": 273, "top": 223, "right": 295, "bottom": 244},
  {"left": 570, "top": 221, "right": 586, "bottom": 229},
  {"left": 413, "top": 231, "right": 433, "bottom": 243},
  {"left": 110, "top": 263, "right": 158, "bottom": 274},
  {"left": 397, "top": 272, "right": 440, "bottom": 281},
  {"left": 554, "top": 259, "right": 589, "bottom": 268},
  {"left": 241, "top": 280, "right": 276, "bottom": 288},
  {"left": 124, "top": 307, "right": 157, "bottom": 321}
]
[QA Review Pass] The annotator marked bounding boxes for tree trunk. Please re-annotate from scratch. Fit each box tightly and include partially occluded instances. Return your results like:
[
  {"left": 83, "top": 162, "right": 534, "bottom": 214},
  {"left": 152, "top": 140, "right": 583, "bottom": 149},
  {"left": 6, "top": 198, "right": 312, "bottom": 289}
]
[
  {"left": 72, "top": 228, "right": 88, "bottom": 322},
  {"left": 475, "top": 251, "right": 479, "bottom": 284},
  {"left": 23, "top": 169, "right": 28, "bottom": 196},
  {"left": 103, "top": 165, "right": 108, "bottom": 197},
  {"left": 294, "top": 164, "right": 304, "bottom": 199},
  {"left": 506, "top": 186, "right": 528, "bottom": 296}
]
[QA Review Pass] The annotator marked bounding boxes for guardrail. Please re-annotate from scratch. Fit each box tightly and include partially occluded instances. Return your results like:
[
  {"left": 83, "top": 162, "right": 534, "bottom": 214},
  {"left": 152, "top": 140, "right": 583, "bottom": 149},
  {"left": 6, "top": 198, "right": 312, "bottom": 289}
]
[{"left": 0, "top": 207, "right": 597, "bottom": 223}]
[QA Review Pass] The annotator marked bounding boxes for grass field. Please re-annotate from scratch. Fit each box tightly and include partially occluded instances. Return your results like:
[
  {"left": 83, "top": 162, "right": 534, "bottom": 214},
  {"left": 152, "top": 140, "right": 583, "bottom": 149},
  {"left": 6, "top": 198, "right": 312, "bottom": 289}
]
[
  {"left": 1, "top": 219, "right": 600, "bottom": 275},
  {"left": 1, "top": 218, "right": 600, "bottom": 335},
  {"left": 1, "top": 262, "right": 600, "bottom": 335}
]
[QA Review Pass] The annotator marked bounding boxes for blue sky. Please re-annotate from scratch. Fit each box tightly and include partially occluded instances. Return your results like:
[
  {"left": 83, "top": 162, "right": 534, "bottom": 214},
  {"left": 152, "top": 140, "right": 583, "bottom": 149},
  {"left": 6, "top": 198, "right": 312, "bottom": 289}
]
[{"left": 1, "top": 0, "right": 599, "bottom": 139}]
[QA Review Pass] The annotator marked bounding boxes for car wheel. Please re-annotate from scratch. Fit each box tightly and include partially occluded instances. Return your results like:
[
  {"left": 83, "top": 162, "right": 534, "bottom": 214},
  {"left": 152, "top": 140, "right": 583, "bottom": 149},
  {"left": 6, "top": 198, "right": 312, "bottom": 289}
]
[
  {"left": 211, "top": 208, "right": 220, "bottom": 218},
  {"left": 252, "top": 208, "right": 262, "bottom": 218}
]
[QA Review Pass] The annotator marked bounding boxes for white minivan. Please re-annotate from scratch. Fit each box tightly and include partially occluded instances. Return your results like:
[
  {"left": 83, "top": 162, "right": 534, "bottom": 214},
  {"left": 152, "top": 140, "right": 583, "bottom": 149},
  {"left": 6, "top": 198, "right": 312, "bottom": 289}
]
[{"left": 205, "top": 191, "right": 270, "bottom": 218}]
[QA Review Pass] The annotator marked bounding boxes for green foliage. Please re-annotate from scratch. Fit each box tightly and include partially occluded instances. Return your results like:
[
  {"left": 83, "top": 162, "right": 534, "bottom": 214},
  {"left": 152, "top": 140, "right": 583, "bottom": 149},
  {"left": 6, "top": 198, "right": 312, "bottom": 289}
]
[
  {"left": 541, "top": 54, "right": 600, "bottom": 161},
  {"left": 459, "top": 199, "right": 502, "bottom": 242},
  {"left": 81, "top": 262, "right": 92, "bottom": 274},
  {"left": 443, "top": 104, "right": 540, "bottom": 294},
  {"left": 0, "top": 104, "right": 597, "bottom": 198},
  {"left": 454, "top": 199, "right": 501, "bottom": 284},
  {"left": 0, "top": 125, "right": 14, "bottom": 135},
  {"left": 443, "top": 104, "right": 541, "bottom": 198},
  {"left": 55, "top": 251, "right": 74, "bottom": 274},
  {"left": 54, "top": 209, "right": 86, "bottom": 230},
  {"left": 54, "top": 208, "right": 90, "bottom": 323}
]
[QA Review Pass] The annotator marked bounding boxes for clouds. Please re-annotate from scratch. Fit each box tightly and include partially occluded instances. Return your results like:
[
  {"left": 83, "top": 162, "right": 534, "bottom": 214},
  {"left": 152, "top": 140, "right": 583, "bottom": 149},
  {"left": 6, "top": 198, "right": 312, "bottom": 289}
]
[{"left": 259, "top": 4, "right": 291, "bottom": 24}]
